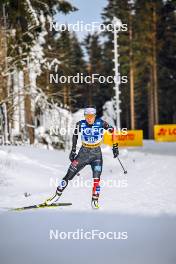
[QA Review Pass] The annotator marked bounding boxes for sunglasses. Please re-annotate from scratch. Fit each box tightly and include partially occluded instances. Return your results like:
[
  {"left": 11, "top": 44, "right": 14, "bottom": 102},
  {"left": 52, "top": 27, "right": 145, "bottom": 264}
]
[{"left": 85, "top": 114, "right": 96, "bottom": 119}]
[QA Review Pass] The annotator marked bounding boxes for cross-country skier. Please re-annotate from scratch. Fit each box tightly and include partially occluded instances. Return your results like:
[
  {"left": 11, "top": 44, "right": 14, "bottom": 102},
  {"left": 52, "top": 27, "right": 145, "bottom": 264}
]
[{"left": 45, "top": 106, "right": 119, "bottom": 209}]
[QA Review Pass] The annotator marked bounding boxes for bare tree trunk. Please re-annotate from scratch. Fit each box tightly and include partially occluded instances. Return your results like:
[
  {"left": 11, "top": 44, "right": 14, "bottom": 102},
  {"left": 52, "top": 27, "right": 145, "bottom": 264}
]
[
  {"left": 0, "top": 7, "right": 7, "bottom": 100},
  {"left": 67, "top": 85, "right": 71, "bottom": 109},
  {"left": 147, "top": 3, "right": 159, "bottom": 138},
  {"left": 0, "top": 7, "right": 9, "bottom": 142},
  {"left": 88, "top": 84, "right": 93, "bottom": 106},
  {"left": 0, "top": 25, "right": 7, "bottom": 101},
  {"left": 152, "top": 4, "right": 159, "bottom": 124},
  {"left": 64, "top": 85, "right": 69, "bottom": 107},
  {"left": 87, "top": 64, "right": 93, "bottom": 106},
  {"left": 24, "top": 69, "right": 35, "bottom": 144},
  {"left": 148, "top": 74, "right": 155, "bottom": 139},
  {"left": 129, "top": 12, "right": 135, "bottom": 130}
]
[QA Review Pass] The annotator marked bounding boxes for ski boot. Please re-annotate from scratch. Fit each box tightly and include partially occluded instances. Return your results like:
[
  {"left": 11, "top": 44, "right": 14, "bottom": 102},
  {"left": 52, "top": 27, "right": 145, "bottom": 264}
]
[
  {"left": 91, "top": 178, "right": 100, "bottom": 209},
  {"left": 45, "top": 188, "right": 62, "bottom": 205},
  {"left": 91, "top": 194, "right": 100, "bottom": 209}
]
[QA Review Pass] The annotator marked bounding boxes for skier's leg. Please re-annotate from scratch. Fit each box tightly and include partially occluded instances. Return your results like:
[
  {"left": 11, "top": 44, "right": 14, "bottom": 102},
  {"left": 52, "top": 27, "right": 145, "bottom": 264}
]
[
  {"left": 56, "top": 157, "right": 87, "bottom": 194},
  {"left": 91, "top": 154, "right": 103, "bottom": 209},
  {"left": 91, "top": 159, "right": 102, "bottom": 200},
  {"left": 45, "top": 148, "right": 88, "bottom": 204}
]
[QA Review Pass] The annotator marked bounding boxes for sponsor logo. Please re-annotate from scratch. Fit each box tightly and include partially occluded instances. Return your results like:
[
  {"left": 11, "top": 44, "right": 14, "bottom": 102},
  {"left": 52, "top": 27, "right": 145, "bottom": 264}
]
[
  {"left": 155, "top": 125, "right": 176, "bottom": 142},
  {"left": 72, "top": 160, "right": 79, "bottom": 168},
  {"left": 94, "top": 165, "right": 102, "bottom": 172},
  {"left": 157, "top": 128, "right": 176, "bottom": 136}
]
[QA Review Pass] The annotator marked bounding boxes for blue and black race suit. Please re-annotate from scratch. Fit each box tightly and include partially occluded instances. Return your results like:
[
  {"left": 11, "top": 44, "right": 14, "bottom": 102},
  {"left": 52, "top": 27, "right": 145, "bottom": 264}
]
[{"left": 58, "top": 118, "right": 114, "bottom": 193}]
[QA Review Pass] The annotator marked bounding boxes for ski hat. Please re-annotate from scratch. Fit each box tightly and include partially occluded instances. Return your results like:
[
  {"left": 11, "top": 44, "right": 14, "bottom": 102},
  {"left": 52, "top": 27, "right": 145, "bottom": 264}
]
[{"left": 84, "top": 106, "right": 96, "bottom": 115}]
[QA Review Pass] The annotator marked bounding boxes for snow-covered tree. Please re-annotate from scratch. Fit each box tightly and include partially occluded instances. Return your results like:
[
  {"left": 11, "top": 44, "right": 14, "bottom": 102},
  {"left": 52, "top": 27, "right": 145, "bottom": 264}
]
[{"left": 0, "top": 0, "right": 76, "bottom": 145}]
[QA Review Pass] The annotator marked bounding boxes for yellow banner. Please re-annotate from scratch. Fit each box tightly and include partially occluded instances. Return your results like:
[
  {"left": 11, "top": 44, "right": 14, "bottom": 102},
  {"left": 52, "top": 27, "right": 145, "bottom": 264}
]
[
  {"left": 103, "top": 130, "right": 143, "bottom": 147},
  {"left": 154, "top": 124, "right": 176, "bottom": 142}
]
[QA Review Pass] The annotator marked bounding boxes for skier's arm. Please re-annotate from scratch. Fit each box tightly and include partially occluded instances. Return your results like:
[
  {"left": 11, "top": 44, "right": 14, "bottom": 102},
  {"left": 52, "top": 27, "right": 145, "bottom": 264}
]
[
  {"left": 69, "top": 122, "right": 80, "bottom": 162},
  {"left": 103, "top": 121, "right": 119, "bottom": 157},
  {"left": 103, "top": 121, "right": 116, "bottom": 143},
  {"left": 71, "top": 121, "right": 80, "bottom": 151}
]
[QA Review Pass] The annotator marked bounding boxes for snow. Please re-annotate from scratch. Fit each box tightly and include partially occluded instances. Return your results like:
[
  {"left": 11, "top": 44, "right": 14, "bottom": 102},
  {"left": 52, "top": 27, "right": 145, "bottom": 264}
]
[
  {"left": 0, "top": 141, "right": 176, "bottom": 263},
  {"left": 103, "top": 100, "right": 116, "bottom": 126},
  {"left": 26, "top": 0, "right": 40, "bottom": 27}
]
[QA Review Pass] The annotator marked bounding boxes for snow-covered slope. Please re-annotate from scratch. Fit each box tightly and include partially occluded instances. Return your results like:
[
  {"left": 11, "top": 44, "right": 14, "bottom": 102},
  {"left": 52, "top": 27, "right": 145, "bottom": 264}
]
[
  {"left": 0, "top": 141, "right": 176, "bottom": 264},
  {"left": 0, "top": 141, "right": 176, "bottom": 215}
]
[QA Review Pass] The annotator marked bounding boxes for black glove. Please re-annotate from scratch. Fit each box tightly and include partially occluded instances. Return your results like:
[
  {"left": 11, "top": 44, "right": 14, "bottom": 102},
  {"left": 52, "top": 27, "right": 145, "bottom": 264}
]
[
  {"left": 69, "top": 148, "right": 77, "bottom": 162},
  {"left": 112, "top": 143, "right": 119, "bottom": 158}
]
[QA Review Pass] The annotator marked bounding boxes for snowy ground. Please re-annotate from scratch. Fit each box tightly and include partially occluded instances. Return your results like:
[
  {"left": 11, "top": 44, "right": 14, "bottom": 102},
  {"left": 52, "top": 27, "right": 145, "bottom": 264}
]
[{"left": 0, "top": 141, "right": 176, "bottom": 264}]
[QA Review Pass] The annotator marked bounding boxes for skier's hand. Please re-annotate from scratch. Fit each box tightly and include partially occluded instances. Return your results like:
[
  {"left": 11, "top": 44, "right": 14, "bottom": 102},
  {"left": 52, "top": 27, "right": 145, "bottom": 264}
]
[
  {"left": 112, "top": 143, "right": 119, "bottom": 158},
  {"left": 69, "top": 149, "right": 77, "bottom": 162}
]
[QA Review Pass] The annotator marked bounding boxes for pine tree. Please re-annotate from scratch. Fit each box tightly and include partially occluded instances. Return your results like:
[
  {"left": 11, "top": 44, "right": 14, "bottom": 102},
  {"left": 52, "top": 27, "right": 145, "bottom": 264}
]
[
  {"left": 0, "top": 0, "right": 75, "bottom": 143},
  {"left": 101, "top": 0, "right": 175, "bottom": 138},
  {"left": 158, "top": 0, "right": 176, "bottom": 124},
  {"left": 70, "top": 32, "right": 86, "bottom": 111},
  {"left": 47, "top": 28, "right": 86, "bottom": 111},
  {"left": 134, "top": 0, "right": 164, "bottom": 138},
  {"left": 84, "top": 33, "right": 109, "bottom": 116}
]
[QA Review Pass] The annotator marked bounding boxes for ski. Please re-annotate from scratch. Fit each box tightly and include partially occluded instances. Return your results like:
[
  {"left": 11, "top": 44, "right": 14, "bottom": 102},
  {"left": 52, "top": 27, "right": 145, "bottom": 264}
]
[{"left": 10, "top": 202, "right": 72, "bottom": 211}]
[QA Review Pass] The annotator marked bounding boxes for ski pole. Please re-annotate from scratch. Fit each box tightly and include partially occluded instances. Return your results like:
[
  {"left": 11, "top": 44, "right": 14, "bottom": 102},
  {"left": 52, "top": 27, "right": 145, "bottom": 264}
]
[{"left": 117, "top": 156, "right": 127, "bottom": 174}]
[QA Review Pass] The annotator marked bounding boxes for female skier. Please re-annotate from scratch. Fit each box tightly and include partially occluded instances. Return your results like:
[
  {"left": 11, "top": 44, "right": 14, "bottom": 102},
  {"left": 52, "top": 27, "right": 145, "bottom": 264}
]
[{"left": 45, "top": 106, "right": 119, "bottom": 209}]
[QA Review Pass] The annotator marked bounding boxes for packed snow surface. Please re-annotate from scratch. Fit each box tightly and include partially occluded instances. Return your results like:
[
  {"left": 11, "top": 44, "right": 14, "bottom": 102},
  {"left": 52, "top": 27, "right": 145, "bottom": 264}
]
[{"left": 0, "top": 141, "right": 176, "bottom": 264}]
